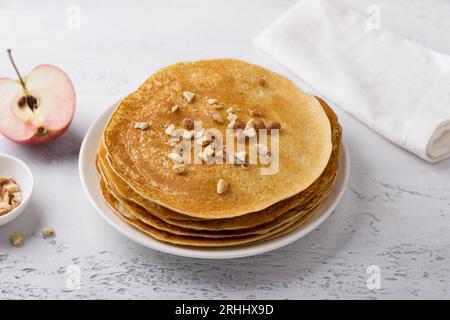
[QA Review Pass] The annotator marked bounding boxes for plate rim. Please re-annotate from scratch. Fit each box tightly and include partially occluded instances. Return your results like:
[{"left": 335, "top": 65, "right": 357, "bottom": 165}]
[{"left": 79, "top": 103, "right": 349, "bottom": 259}]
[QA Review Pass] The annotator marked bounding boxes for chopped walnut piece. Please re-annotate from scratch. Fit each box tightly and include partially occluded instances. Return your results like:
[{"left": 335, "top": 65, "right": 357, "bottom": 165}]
[
  {"left": 0, "top": 203, "right": 12, "bottom": 216},
  {"left": 10, "top": 231, "right": 24, "bottom": 247},
  {"left": 3, "top": 183, "right": 19, "bottom": 193},
  {"left": 183, "top": 91, "right": 195, "bottom": 103},
  {"left": 12, "top": 192, "right": 22, "bottom": 203},
  {"left": 168, "top": 152, "right": 183, "bottom": 164},
  {"left": 216, "top": 179, "right": 229, "bottom": 194},
  {"left": 227, "top": 120, "right": 236, "bottom": 129},
  {"left": 227, "top": 113, "right": 238, "bottom": 121},
  {"left": 243, "top": 119, "right": 254, "bottom": 132},
  {"left": 42, "top": 226, "right": 55, "bottom": 238},
  {"left": 165, "top": 123, "right": 176, "bottom": 136},
  {"left": 0, "top": 178, "right": 22, "bottom": 216},
  {"left": 211, "top": 112, "right": 224, "bottom": 124},
  {"left": 133, "top": 122, "right": 149, "bottom": 130},
  {"left": 171, "top": 105, "right": 179, "bottom": 113},
  {"left": 248, "top": 109, "right": 265, "bottom": 117},
  {"left": 172, "top": 164, "right": 187, "bottom": 174},
  {"left": 0, "top": 176, "right": 9, "bottom": 185},
  {"left": 243, "top": 119, "right": 257, "bottom": 137},
  {"left": 167, "top": 136, "right": 181, "bottom": 147},
  {"left": 2, "top": 191, "right": 9, "bottom": 204},
  {"left": 181, "top": 118, "right": 195, "bottom": 130},
  {"left": 226, "top": 107, "right": 234, "bottom": 114},
  {"left": 207, "top": 98, "right": 218, "bottom": 105}
]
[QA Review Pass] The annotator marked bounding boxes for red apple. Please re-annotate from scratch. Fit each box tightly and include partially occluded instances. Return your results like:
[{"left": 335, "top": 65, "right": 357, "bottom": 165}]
[{"left": 0, "top": 50, "right": 75, "bottom": 144}]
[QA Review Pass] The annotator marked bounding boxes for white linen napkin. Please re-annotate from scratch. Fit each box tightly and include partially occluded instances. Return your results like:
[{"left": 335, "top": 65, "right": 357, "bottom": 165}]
[{"left": 254, "top": 0, "right": 450, "bottom": 163}]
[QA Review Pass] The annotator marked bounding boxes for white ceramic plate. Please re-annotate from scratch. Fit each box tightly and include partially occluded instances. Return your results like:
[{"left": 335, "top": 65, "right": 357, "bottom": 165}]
[{"left": 79, "top": 103, "right": 349, "bottom": 259}]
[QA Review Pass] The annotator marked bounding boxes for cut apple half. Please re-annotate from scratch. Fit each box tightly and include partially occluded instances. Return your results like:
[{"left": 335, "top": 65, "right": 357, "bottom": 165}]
[{"left": 0, "top": 64, "right": 76, "bottom": 144}]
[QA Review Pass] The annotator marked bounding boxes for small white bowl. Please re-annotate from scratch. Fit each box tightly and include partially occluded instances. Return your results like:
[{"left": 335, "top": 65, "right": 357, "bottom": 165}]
[{"left": 0, "top": 154, "right": 33, "bottom": 226}]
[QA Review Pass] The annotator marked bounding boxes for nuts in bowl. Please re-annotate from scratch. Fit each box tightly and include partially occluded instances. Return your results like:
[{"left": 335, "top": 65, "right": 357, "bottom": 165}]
[
  {"left": 0, "top": 154, "right": 33, "bottom": 226},
  {"left": 0, "top": 176, "right": 22, "bottom": 216}
]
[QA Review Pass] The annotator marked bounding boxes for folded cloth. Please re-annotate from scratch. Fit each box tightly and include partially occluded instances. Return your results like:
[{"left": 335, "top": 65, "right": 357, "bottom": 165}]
[{"left": 255, "top": 0, "right": 450, "bottom": 163}]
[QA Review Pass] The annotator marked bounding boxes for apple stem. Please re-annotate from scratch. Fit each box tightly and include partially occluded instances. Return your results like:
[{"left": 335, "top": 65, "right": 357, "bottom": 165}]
[{"left": 6, "top": 49, "right": 29, "bottom": 96}]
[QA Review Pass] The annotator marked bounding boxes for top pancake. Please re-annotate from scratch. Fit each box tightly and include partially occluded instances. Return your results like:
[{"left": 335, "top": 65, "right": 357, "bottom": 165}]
[{"left": 103, "top": 59, "right": 332, "bottom": 219}]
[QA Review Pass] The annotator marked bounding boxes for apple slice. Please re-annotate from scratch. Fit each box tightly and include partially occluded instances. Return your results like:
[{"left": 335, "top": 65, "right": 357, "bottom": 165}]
[{"left": 0, "top": 50, "right": 75, "bottom": 144}]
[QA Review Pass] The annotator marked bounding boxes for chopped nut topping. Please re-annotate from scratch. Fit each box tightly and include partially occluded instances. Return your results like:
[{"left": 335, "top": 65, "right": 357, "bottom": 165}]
[
  {"left": 42, "top": 226, "right": 55, "bottom": 238},
  {"left": 0, "top": 202, "right": 12, "bottom": 215},
  {"left": 216, "top": 179, "right": 229, "bottom": 194},
  {"left": 168, "top": 152, "right": 183, "bottom": 164},
  {"left": 243, "top": 119, "right": 254, "bottom": 132},
  {"left": 227, "top": 113, "right": 238, "bottom": 121},
  {"left": 227, "top": 119, "right": 236, "bottom": 129},
  {"left": 165, "top": 123, "right": 176, "bottom": 136},
  {"left": 181, "top": 118, "right": 194, "bottom": 130},
  {"left": 183, "top": 91, "right": 195, "bottom": 103},
  {"left": 2, "top": 191, "right": 9, "bottom": 204},
  {"left": 171, "top": 105, "right": 179, "bottom": 113},
  {"left": 248, "top": 109, "right": 265, "bottom": 117},
  {"left": 207, "top": 98, "right": 218, "bottom": 105},
  {"left": 268, "top": 121, "right": 282, "bottom": 132},
  {"left": 167, "top": 136, "right": 181, "bottom": 147},
  {"left": 172, "top": 164, "right": 187, "bottom": 174},
  {"left": 3, "top": 183, "right": 19, "bottom": 193},
  {"left": 226, "top": 107, "right": 234, "bottom": 114},
  {"left": 211, "top": 112, "right": 224, "bottom": 124},
  {"left": 0, "top": 178, "right": 22, "bottom": 216},
  {"left": 133, "top": 122, "right": 150, "bottom": 130},
  {"left": 259, "top": 78, "right": 266, "bottom": 86},
  {"left": 243, "top": 119, "right": 256, "bottom": 137},
  {"left": 10, "top": 231, "right": 24, "bottom": 247}
]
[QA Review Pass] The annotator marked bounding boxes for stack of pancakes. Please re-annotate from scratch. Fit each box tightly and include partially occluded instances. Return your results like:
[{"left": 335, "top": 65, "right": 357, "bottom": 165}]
[{"left": 96, "top": 59, "right": 342, "bottom": 247}]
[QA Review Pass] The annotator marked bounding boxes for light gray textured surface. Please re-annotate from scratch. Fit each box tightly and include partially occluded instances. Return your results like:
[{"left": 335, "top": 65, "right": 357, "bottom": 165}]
[{"left": 0, "top": 0, "right": 449, "bottom": 299}]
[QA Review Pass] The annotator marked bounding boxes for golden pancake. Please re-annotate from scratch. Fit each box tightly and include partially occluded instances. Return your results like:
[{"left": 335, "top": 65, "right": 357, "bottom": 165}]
[
  {"left": 98, "top": 97, "right": 341, "bottom": 230},
  {"left": 103, "top": 182, "right": 319, "bottom": 248},
  {"left": 103, "top": 59, "right": 332, "bottom": 218},
  {"left": 101, "top": 177, "right": 309, "bottom": 239}
]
